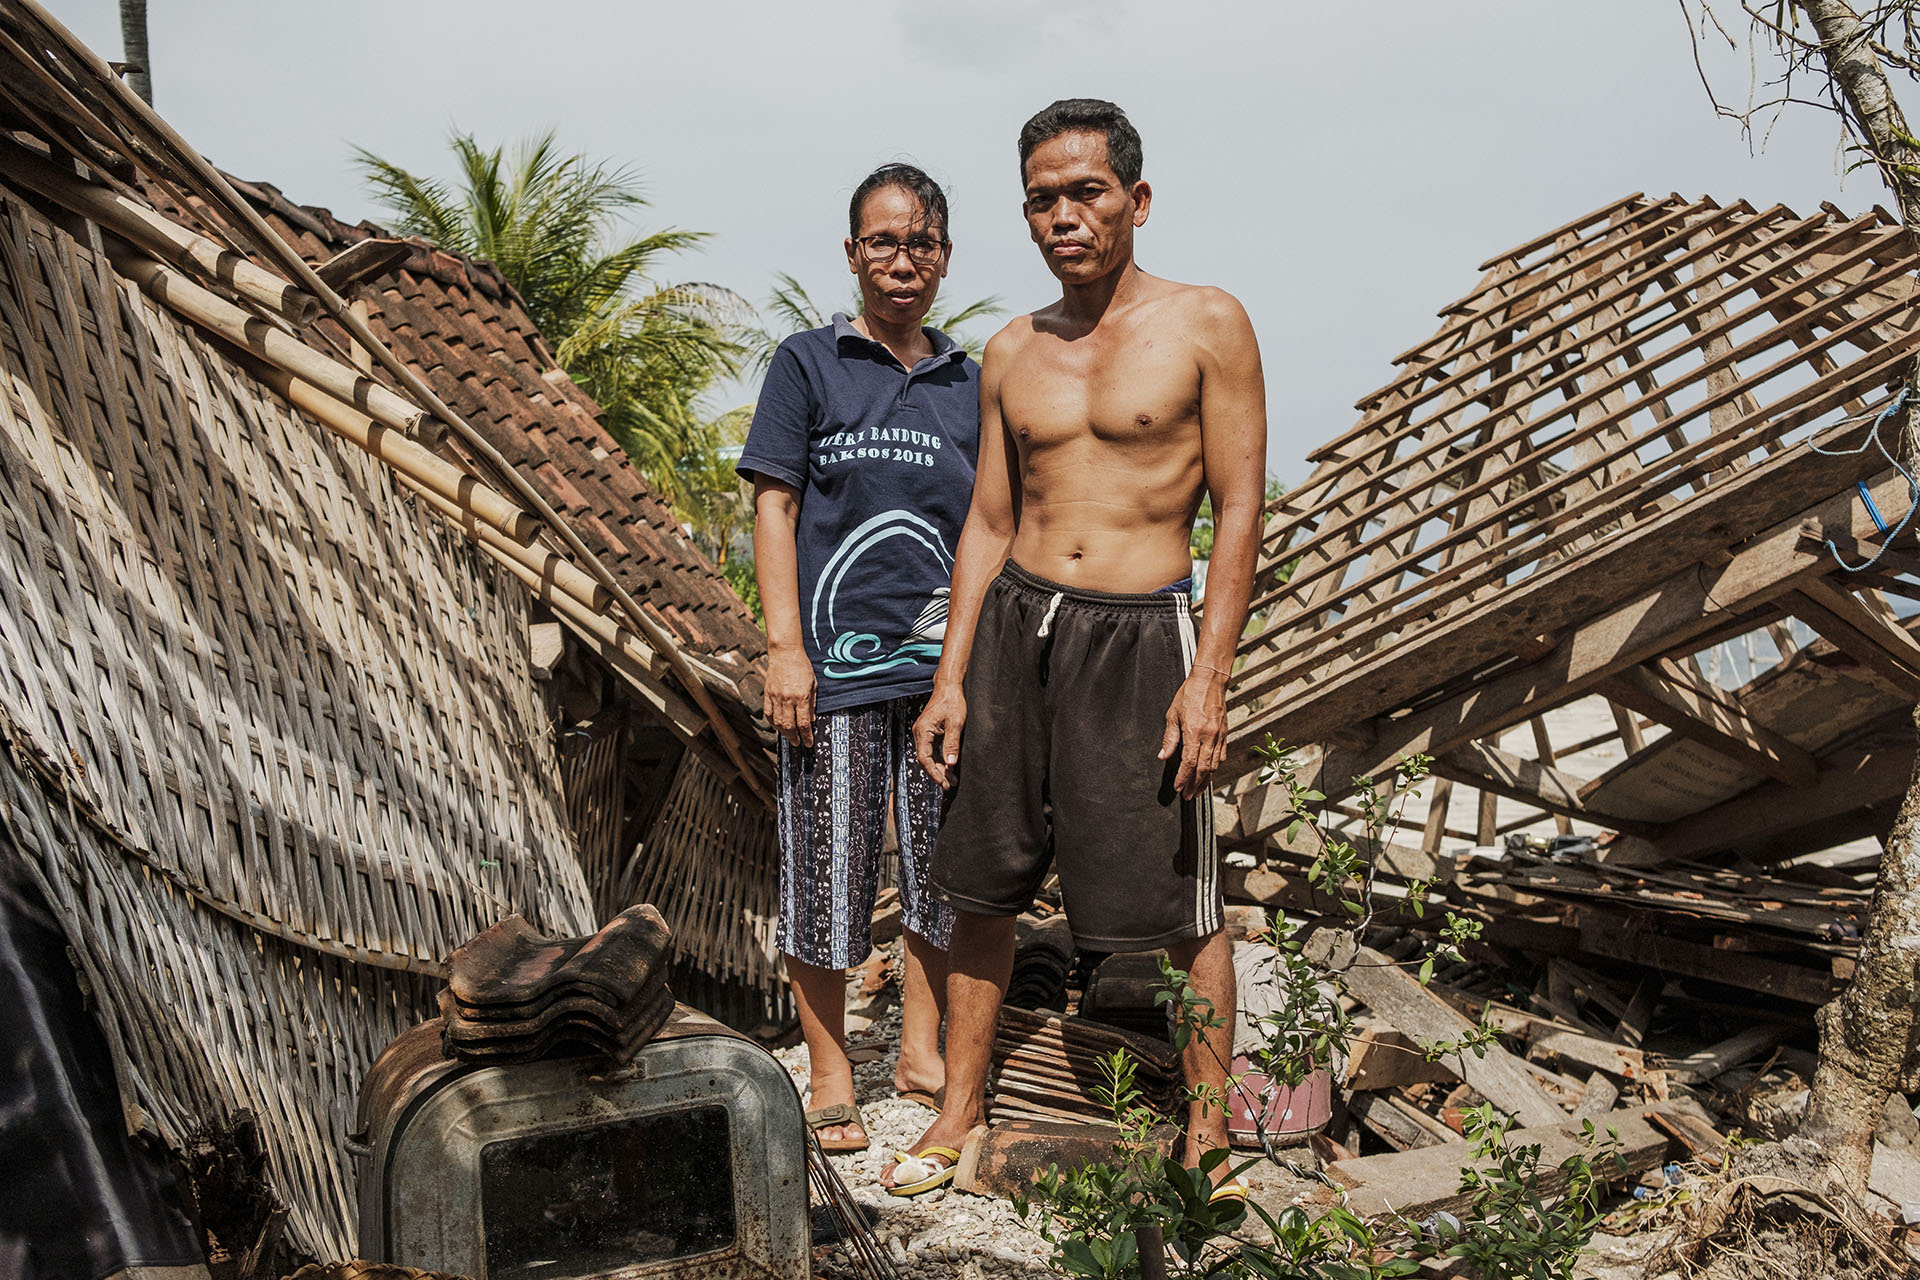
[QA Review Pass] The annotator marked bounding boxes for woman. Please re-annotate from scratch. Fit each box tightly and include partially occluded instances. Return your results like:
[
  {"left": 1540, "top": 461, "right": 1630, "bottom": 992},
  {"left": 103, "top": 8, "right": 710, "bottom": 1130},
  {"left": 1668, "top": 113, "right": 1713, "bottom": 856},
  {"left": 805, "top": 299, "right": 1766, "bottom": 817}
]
[{"left": 737, "top": 163, "right": 978, "bottom": 1156}]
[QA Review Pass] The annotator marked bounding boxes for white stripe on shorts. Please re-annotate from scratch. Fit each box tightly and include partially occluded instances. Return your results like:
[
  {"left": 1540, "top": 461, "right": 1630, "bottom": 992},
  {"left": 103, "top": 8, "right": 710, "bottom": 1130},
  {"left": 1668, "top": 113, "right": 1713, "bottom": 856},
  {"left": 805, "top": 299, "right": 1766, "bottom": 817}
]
[{"left": 1172, "top": 594, "right": 1219, "bottom": 935}]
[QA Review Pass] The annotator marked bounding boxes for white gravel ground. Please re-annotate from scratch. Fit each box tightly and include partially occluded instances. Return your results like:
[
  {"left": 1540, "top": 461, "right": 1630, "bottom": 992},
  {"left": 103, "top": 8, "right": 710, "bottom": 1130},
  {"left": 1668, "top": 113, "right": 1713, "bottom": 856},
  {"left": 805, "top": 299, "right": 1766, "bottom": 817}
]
[{"left": 774, "top": 954, "right": 1058, "bottom": 1278}]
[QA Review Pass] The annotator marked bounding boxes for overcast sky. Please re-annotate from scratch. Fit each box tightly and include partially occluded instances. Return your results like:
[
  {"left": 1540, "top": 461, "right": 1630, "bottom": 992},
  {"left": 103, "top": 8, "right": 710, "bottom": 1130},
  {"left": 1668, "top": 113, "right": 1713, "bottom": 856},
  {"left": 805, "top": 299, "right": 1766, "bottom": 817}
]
[{"left": 48, "top": 0, "right": 1868, "bottom": 482}]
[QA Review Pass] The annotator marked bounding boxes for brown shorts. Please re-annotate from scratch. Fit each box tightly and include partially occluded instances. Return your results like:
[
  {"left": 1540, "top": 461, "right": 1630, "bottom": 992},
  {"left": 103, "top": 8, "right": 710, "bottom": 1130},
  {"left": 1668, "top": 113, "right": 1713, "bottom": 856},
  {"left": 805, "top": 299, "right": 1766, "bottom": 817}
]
[{"left": 931, "top": 561, "right": 1223, "bottom": 951}]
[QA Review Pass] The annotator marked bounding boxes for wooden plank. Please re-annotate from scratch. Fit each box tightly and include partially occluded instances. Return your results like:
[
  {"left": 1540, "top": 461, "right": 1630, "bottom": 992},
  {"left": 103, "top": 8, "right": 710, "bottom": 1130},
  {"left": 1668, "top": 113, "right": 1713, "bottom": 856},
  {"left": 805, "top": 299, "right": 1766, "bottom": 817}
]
[
  {"left": 1525, "top": 1029, "right": 1656, "bottom": 1087},
  {"left": 1230, "top": 385, "right": 1916, "bottom": 781},
  {"left": 1231, "top": 778, "right": 1453, "bottom": 883},
  {"left": 1592, "top": 660, "right": 1818, "bottom": 788},
  {"left": 1304, "top": 931, "right": 1566, "bottom": 1129},
  {"left": 1239, "top": 242, "right": 1919, "bottom": 677},
  {"left": 1573, "top": 913, "right": 1835, "bottom": 1004},
  {"left": 1571, "top": 1072, "right": 1620, "bottom": 1122},
  {"left": 1615, "top": 975, "right": 1660, "bottom": 1050},
  {"left": 1322, "top": 1111, "right": 1665, "bottom": 1219},
  {"left": 1345, "top": 1025, "right": 1460, "bottom": 1092},
  {"left": 1348, "top": 1090, "right": 1449, "bottom": 1152},
  {"left": 1662, "top": 1024, "right": 1789, "bottom": 1084}
]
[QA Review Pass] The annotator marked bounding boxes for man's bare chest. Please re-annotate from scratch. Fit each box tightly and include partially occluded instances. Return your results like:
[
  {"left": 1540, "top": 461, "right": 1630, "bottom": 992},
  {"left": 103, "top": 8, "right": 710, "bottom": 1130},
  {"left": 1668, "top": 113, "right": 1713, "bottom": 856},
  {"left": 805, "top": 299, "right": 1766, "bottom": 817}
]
[{"left": 1000, "top": 337, "right": 1201, "bottom": 446}]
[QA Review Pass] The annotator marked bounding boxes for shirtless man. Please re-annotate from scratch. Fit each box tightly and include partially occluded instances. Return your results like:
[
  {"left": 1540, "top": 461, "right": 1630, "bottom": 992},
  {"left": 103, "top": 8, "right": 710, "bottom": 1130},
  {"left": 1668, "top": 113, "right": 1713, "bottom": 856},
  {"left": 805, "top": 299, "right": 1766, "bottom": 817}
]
[{"left": 890, "top": 98, "right": 1267, "bottom": 1196}]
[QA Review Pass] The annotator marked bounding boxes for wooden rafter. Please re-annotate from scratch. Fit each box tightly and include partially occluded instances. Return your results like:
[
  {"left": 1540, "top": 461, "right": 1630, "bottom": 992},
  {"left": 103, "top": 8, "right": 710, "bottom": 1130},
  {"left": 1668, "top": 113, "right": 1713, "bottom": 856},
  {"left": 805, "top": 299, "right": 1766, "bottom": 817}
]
[{"left": 1230, "top": 193, "right": 1920, "bottom": 868}]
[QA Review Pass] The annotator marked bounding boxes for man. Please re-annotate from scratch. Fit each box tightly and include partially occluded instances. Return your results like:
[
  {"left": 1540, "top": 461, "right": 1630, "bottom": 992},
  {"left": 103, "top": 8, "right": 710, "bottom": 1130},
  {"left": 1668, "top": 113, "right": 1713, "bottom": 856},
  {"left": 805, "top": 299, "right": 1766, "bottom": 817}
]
[{"left": 890, "top": 99, "right": 1267, "bottom": 1196}]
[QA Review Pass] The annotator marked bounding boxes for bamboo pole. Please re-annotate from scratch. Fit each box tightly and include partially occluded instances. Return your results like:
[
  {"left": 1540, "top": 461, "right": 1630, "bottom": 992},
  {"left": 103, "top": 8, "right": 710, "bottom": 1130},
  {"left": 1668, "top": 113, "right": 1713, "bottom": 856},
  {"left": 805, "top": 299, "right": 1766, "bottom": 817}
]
[
  {"left": 0, "top": 131, "right": 318, "bottom": 326},
  {"left": 398, "top": 475, "right": 613, "bottom": 614},
  {"left": 8, "top": 0, "right": 774, "bottom": 805},
  {"left": 234, "top": 354, "right": 539, "bottom": 544},
  {"left": 109, "top": 248, "right": 429, "bottom": 439}
]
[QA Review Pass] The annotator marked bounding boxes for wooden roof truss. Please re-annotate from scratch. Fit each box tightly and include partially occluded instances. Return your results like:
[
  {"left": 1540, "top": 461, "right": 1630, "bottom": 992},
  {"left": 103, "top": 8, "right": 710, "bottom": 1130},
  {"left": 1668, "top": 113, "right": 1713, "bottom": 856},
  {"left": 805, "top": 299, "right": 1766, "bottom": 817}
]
[{"left": 1227, "top": 192, "right": 1920, "bottom": 870}]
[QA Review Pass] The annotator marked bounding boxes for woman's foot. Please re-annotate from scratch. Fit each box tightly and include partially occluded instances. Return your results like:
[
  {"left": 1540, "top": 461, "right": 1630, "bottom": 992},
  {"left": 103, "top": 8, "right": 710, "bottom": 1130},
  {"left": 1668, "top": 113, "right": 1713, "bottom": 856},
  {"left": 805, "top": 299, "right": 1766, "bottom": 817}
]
[{"left": 807, "top": 1077, "right": 866, "bottom": 1149}]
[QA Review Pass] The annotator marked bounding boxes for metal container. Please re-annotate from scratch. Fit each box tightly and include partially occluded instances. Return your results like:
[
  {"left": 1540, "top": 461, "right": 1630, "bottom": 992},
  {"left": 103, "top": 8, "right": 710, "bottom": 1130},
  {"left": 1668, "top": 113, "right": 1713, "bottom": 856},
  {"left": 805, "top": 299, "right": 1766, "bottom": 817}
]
[{"left": 354, "top": 1008, "right": 810, "bottom": 1279}]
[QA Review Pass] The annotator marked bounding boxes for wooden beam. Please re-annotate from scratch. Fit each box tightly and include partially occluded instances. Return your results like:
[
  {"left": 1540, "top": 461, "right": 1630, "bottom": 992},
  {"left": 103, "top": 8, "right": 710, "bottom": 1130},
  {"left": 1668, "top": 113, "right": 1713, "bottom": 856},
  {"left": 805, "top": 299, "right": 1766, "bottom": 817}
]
[
  {"left": 1574, "top": 913, "right": 1834, "bottom": 1004},
  {"left": 1592, "top": 659, "right": 1818, "bottom": 788},
  {"left": 1433, "top": 740, "right": 1651, "bottom": 833},
  {"left": 1790, "top": 577, "right": 1920, "bottom": 699},
  {"left": 1322, "top": 1112, "right": 1665, "bottom": 1219},
  {"left": 1307, "top": 470, "right": 1909, "bottom": 799},
  {"left": 1652, "top": 737, "right": 1915, "bottom": 862},
  {"left": 1305, "top": 931, "right": 1567, "bottom": 1129}
]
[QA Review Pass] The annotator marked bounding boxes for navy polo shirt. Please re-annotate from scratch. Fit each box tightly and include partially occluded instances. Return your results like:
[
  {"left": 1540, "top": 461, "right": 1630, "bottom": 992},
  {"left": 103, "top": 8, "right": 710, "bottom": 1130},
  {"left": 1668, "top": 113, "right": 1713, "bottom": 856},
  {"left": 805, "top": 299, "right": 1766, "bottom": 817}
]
[{"left": 739, "top": 313, "right": 980, "bottom": 714}]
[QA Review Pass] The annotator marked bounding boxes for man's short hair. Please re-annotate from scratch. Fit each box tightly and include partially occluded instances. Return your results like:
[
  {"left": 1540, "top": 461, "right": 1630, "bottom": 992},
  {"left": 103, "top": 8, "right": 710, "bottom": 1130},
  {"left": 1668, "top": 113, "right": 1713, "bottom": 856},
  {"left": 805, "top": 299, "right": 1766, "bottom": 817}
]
[
  {"left": 1018, "top": 99, "right": 1143, "bottom": 187},
  {"left": 848, "top": 163, "right": 950, "bottom": 240}
]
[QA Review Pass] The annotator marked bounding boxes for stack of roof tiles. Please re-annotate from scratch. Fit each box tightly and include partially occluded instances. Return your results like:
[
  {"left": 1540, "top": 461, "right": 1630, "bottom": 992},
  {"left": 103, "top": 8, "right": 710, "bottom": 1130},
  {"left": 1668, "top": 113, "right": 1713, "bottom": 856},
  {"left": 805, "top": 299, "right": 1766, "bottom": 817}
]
[
  {"left": 441, "top": 905, "right": 675, "bottom": 1065},
  {"left": 988, "top": 1006, "right": 1183, "bottom": 1125},
  {"left": 1080, "top": 951, "right": 1182, "bottom": 1040},
  {"left": 1008, "top": 913, "right": 1073, "bottom": 1010}
]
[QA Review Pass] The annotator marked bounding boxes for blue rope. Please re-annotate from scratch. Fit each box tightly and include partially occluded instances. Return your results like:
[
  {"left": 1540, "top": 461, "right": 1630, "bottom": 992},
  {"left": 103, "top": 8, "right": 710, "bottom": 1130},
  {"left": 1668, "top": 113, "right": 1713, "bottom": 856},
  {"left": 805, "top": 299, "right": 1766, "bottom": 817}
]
[{"left": 1808, "top": 384, "right": 1915, "bottom": 572}]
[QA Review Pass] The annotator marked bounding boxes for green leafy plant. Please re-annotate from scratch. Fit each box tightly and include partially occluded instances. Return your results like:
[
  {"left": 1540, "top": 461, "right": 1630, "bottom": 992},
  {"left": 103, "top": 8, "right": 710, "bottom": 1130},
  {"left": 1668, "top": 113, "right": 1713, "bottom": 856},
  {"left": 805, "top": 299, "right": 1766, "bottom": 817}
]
[{"left": 1017, "top": 734, "right": 1626, "bottom": 1278}]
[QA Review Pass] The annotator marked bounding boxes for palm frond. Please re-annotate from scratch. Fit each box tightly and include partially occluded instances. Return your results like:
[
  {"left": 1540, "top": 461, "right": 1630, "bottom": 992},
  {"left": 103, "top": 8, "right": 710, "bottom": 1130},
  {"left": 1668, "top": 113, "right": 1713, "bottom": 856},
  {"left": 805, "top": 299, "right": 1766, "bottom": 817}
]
[
  {"left": 354, "top": 128, "right": 737, "bottom": 483},
  {"left": 930, "top": 294, "right": 1004, "bottom": 333},
  {"left": 352, "top": 146, "right": 472, "bottom": 252}
]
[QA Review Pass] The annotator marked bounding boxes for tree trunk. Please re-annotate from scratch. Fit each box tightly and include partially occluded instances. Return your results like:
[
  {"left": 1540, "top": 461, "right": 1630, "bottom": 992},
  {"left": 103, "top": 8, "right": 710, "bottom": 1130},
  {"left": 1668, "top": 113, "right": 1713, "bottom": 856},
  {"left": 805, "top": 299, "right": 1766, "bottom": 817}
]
[
  {"left": 1790, "top": 0, "right": 1920, "bottom": 1194},
  {"left": 118, "top": 0, "right": 151, "bottom": 105}
]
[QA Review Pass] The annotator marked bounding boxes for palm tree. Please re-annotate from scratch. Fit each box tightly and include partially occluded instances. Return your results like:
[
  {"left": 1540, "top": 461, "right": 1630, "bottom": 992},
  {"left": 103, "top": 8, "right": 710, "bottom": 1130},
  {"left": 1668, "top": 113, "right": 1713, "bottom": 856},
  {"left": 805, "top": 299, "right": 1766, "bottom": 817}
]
[{"left": 355, "top": 132, "right": 744, "bottom": 497}]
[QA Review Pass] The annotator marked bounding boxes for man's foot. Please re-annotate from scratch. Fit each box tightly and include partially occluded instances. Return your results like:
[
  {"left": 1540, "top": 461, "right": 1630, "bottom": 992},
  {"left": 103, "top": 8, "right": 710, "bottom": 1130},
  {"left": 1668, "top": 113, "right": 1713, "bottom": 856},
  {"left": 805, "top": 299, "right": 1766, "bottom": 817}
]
[
  {"left": 893, "top": 1052, "right": 945, "bottom": 1108},
  {"left": 879, "top": 1112, "right": 980, "bottom": 1190},
  {"left": 1182, "top": 1133, "right": 1240, "bottom": 1194}
]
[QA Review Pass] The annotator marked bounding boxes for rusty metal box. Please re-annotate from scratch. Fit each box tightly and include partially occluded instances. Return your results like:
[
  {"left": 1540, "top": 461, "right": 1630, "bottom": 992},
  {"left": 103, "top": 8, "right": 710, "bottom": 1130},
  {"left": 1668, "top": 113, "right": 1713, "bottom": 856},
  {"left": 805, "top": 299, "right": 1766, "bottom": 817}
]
[{"left": 354, "top": 1010, "right": 810, "bottom": 1279}]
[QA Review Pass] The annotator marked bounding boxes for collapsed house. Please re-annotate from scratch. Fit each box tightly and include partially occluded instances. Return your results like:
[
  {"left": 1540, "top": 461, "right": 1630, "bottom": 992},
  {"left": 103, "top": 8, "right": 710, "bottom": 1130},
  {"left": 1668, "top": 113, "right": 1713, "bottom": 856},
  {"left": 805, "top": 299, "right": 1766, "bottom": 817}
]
[
  {"left": 0, "top": 1, "right": 783, "bottom": 1262},
  {"left": 1207, "top": 190, "right": 1919, "bottom": 1215}
]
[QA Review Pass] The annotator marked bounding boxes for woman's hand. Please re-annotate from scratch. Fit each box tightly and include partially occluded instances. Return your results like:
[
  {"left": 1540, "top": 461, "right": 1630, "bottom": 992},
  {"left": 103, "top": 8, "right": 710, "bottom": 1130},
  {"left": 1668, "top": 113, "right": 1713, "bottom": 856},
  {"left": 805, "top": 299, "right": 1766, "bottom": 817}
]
[{"left": 764, "top": 644, "right": 817, "bottom": 748}]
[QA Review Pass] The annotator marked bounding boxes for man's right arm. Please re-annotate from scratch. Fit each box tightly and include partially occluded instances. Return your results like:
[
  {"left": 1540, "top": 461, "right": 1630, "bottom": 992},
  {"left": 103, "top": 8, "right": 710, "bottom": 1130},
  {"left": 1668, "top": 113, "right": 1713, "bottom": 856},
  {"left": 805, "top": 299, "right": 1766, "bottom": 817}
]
[{"left": 915, "top": 327, "right": 1022, "bottom": 787}]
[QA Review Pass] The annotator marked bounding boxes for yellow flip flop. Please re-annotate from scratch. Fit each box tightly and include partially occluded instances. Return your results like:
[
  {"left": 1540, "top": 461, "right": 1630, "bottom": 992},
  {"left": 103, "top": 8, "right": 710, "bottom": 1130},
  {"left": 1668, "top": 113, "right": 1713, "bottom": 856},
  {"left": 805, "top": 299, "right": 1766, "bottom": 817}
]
[
  {"left": 887, "top": 1145, "right": 961, "bottom": 1197},
  {"left": 1209, "top": 1176, "right": 1250, "bottom": 1207}
]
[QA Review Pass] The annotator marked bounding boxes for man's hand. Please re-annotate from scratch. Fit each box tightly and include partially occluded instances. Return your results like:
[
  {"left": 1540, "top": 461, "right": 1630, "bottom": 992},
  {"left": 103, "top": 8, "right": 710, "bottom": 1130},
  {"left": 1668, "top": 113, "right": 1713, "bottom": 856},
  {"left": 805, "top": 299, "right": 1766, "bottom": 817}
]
[
  {"left": 913, "top": 682, "right": 968, "bottom": 788},
  {"left": 764, "top": 646, "right": 816, "bottom": 748},
  {"left": 1158, "top": 669, "right": 1228, "bottom": 799}
]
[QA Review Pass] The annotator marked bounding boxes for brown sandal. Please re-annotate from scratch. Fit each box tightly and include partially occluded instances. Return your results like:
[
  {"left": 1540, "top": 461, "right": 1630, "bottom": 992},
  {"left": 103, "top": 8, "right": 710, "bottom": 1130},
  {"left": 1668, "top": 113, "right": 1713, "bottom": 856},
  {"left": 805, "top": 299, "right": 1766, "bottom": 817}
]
[{"left": 806, "top": 1101, "right": 870, "bottom": 1152}]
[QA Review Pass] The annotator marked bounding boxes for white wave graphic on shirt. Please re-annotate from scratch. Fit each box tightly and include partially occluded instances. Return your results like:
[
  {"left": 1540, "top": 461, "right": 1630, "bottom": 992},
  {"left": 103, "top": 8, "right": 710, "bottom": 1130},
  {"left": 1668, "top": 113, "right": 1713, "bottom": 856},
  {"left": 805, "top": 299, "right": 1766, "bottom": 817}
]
[{"left": 810, "top": 510, "right": 953, "bottom": 680}]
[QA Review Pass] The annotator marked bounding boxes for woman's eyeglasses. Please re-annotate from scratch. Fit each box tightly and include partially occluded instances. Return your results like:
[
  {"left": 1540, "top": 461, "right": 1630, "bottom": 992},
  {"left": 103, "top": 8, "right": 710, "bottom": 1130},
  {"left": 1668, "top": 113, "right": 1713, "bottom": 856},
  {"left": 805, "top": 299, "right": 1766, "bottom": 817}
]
[{"left": 854, "top": 235, "right": 947, "bottom": 266}]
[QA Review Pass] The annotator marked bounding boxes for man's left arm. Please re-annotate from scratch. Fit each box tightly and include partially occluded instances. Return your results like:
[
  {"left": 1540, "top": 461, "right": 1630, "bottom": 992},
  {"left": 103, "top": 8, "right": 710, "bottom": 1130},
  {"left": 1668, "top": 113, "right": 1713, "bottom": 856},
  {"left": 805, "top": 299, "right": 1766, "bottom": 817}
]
[{"left": 1162, "top": 289, "right": 1267, "bottom": 799}]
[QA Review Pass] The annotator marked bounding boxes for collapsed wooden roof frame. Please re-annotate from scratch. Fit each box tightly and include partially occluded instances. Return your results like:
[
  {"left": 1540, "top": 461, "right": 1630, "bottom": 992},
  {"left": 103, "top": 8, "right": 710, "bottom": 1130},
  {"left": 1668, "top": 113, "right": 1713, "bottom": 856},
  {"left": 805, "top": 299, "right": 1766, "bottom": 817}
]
[
  {"left": 1226, "top": 191, "right": 1920, "bottom": 868},
  {"left": 0, "top": 0, "right": 773, "bottom": 805}
]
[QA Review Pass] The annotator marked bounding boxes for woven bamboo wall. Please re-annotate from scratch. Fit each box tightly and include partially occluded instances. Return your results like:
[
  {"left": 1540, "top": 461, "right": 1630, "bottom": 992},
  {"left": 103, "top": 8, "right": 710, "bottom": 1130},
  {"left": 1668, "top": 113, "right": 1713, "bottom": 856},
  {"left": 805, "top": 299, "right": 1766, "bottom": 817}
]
[
  {"left": 624, "top": 755, "right": 780, "bottom": 995},
  {"left": 0, "top": 187, "right": 595, "bottom": 1255},
  {"left": 560, "top": 708, "right": 631, "bottom": 922}
]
